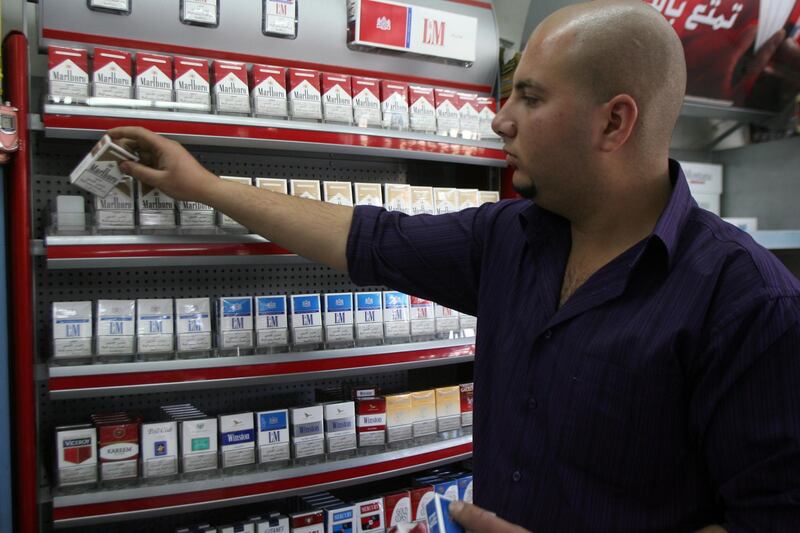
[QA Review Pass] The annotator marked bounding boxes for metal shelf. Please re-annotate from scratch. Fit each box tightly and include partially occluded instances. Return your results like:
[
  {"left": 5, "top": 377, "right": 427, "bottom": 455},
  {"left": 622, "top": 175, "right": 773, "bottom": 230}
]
[
  {"left": 39, "top": 105, "right": 507, "bottom": 167},
  {"left": 48, "top": 338, "right": 475, "bottom": 399},
  {"left": 51, "top": 434, "right": 473, "bottom": 528},
  {"left": 751, "top": 230, "right": 800, "bottom": 250},
  {"left": 40, "top": 234, "right": 304, "bottom": 269},
  {"left": 680, "top": 98, "right": 778, "bottom": 124}
]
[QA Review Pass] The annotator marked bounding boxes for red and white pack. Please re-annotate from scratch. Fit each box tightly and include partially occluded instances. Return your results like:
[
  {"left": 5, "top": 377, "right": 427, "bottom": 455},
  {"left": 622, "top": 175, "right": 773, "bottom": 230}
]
[
  {"left": 477, "top": 96, "right": 498, "bottom": 139},
  {"left": 96, "top": 417, "right": 140, "bottom": 481},
  {"left": 212, "top": 60, "right": 250, "bottom": 114},
  {"left": 251, "top": 64, "right": 287, "bottom": 118},
  {"left": 288, "top": 68, "right": 322, "bottom": 120},
  {"left": 409, "top": 86, "right": 436, "bottom": 133},
  {"left": 322, "top": 73, "right": 353, "bottom": 124},
  {"left": 135, "top": 52, "right": 173, "bottom": 102},
  {"left": 352, "top": 76, "right": 382, "bottom": 127},
  {"left": 434, "top": 89, "right": 460, "bottom": 137},
  {"left": 460, "top": 382, "right": 474, "bottom": 426},
  {"left": 356, "top": 397, "right": 387, "bottom": 447},
  {"left": 410, "top": 486, "right": 435, "bottom": 521},
  {"left": 48, "top": 45, "right": 89, "bottom": 98},
  {"left": 383, "top": 490, "right": 412, "bottom": 527},
  {"left": 380, "top": 81, "right": 409, "bottom": 129},
  {"left": 457, "top": 92, "right": 480, "bottom": 139},
  {"left": 92, "top": 47, "right": 132, "bottom": 99},
  {"left": 174, "top": 56, "right": 210, "bottom": 111}
]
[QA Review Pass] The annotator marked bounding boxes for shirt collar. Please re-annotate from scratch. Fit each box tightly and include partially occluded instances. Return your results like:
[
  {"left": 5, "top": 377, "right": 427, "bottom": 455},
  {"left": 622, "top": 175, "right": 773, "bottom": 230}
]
[{"left": 517, "top": 159, "right": 694, "bottom": 270}]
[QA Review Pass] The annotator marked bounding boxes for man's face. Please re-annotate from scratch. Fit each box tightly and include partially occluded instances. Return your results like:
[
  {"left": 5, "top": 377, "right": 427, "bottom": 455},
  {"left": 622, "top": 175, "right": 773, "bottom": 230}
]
[{"left": 492, "top": 30, "right": 595, "bottom": 209}]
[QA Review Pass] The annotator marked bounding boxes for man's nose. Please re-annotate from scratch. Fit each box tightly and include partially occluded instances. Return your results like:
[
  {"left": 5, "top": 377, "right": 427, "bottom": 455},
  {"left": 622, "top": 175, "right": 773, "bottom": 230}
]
[{"left": 492, "top": 106, "right": 516, "bottom": 139}]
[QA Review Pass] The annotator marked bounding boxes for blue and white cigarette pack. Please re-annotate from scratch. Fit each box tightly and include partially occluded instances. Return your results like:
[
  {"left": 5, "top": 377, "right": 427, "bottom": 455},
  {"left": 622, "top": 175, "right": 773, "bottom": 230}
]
[
  {"left": 434, "top": 479, "right": 459, "bottom": 501},
  {"left": 291, "top": 294, "right": 323, "bottom": 346},
  {"left": 96, "top": 299, "right": 135, "bottom": 356},
  {"left": 382, "top": 291, "right": 410, "bottom": 340},
  {"left": 426, "top": 494, "right": 464, "bottom": 533},
  {"left": 457, "top": 474, "right": 473, "bottom": 504},
  {"left": 219, "top": 412, "right": 256, "bottom": 468},
  {"left": 218, "top": 296, "right": 254, "bottom": 349},
  {"left": 175, "top": 297, "right": 212, "bottom": 352},
  {"left": 256, "top": 408, "right": 290, "bottom": 463},
  {"left": 255, "top": 295, "right": 288, "bottom": 347},
  {"left": 324, "top": 292, "right": 354, "bottom": 344},
  {"left": 141, "top": 421, "right": 178, "bottom": 478},
  {"left": 290, "top": 405, "right": 324, "bottom": 459},
  {"left": 52, "top": 301, "right": 93, "bottom": 359},
  {"left": 355, "top": 292, "right": 384, "bottom": 342},
  {"left": 136, "top": 298, "right": 174, "bottom": 354},
  {"left": 325, "top": 504, "right": 356, "bottom": 533},
  {"left": 323, "top": 401, "right": 356, "bottom": 453}
]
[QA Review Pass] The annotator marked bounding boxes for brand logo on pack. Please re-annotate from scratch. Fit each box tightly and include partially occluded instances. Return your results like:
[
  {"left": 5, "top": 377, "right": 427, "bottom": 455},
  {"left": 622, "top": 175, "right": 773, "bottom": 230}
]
[
  {"left": 100, "top": 443, "right": 139, "bottom": 460},
  {"left": 377, "top": 16, "right": 392, "bottom": 31}
]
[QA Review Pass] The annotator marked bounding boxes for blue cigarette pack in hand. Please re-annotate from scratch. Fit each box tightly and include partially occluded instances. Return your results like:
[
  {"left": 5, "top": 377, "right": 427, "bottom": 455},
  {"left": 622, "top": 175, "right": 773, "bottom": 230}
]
[{"left": 426, "top": 494, "right": 464, "bottom": 533}]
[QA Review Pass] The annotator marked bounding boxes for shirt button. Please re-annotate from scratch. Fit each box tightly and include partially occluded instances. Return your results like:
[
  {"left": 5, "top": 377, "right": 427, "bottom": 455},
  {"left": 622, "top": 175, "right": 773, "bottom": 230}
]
[
  {"left": 512, "top": 470, "right": 522, "bottom": 482},
  {"left": 528, "top": 397, "right": 538, "bottom": 410},
  {"left": 544, "top": 329, "right": 553, "bottom": 339}
]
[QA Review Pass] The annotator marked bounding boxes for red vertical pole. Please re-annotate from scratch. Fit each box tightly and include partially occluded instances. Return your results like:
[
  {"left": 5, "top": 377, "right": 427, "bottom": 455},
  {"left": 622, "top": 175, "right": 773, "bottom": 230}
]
[{"left": 3, "top": 31, "right": 37, "bottom": 533}]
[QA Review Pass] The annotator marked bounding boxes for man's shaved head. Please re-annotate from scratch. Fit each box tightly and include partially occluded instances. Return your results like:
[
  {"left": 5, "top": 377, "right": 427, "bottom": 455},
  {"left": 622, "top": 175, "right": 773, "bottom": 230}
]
[{"left": 532, "top": 0, "right": 687, "bottom": 154}]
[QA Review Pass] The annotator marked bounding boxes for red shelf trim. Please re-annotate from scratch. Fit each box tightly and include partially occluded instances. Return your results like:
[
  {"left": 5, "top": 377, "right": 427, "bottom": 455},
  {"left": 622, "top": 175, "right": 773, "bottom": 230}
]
[
  {"left": 47, "top": 242, "right": 292, "bottom": 260},
  {"left": 49, "top": 344, "right": 474, "bottom": 391},
  {"left": 42, "top": 28, "right": 492, "bottom": 94},
  {"left": 53, "top": 442, "right": 473, "bottom": 521},
  {"left": 43, "top": 115, "right": 505, "bottom": 160}
]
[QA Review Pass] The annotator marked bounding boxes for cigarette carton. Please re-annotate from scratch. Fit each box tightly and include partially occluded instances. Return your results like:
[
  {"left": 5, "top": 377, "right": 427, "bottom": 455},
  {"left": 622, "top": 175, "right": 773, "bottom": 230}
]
[
  {"left": 291, "top": 294, "right": 323, "bottom": 346},
  {"left": 141, "top": 421, "right": 178, "bottom": 478},
  {"left": 383, "top": 490, "right": 411, "bottom": 527},
  {"left": 410, "top": 390, "right": 436, "bottom": 438},
  {"left": 323, "top": 181, "right": 354, "bottom": 206},
  {"left": 434, "top": 304, "right": 459, "bottom": 337},
  {"left": 354, "top": 183, "right": 383, "bottom": 207},
  {"left": 410, "top": 486, "right": 435, "bottom": 521},
  {"left": 256, "top": 295, "right": 289, "bottom": 348},
  {"left": 291, "top": 179, "right": 322, "bottom": 201},
  {"left": 175, "top": 297, "right": 212, "bottom": 353},
  {"left": 456, "top": 93, "right": 480, "bottom": 140},
  {"left": 325, "top": 292, "right": 354, "bottom": 346},
  {"left": 322, "top": 73, "right": 354, "bottom": 124},
  {"left": 136, "top": 298, "right": 174, "bottom": 354},
  {"left": 138, "top": 182, "right": 176, "bottom": 227},
  {"left": 213, "top": 60, "right": 250, "bottom": 114},
  {"left": 96, "top": 299, "right": 135, "bottom": 356},
  {"left": 478, "top": 191, "right": 499, "bottom": 205},
  {"left": 256, "top": 408, "right": 290, "bottom": 463},
  {"left": 257, "top": 513, "right": 290, "bottom": 533},
  {"left": 352, "top": 77, "right": 382, "bottom": 127},
  {"left": 219, "top": 412, "right": 256, "bottom": 468},
  {"left": 410, "top": 186, "right": 434, "bottom": 215},
  {"left": 174, "top": 56, "right": 211, "bottom": 112},
  {"left": 410, "top": 296, "right": 435, "bottom": 338},
  {"left": 355, "top": 292, "right": 384, "bottom": 344},
  {"left": 457, "top": 189, "right": 478, "bottom": 210},
  {"left": 434, "top": 90, "right": 460, "bottom": 137},
  {"left": 179, "top": 198, "right": 215, "bottom": 227},
  {"left": 357, "top": 397, "right": 386, "bottom": 447},
  {"left": 433, "top": 188, "right": 458, "bottom": 215},
  {"left": 252, "top": 64, "right": 288, "bottom": 118},
  {"left": 457, "top": 474, "right": 473, "bottom": 503},
  {"left": 256, "top": 177, "right": 289, "bottom": 194},
  {"left": 409, "top": 86, "right": 436, "bottom": 133},
  {"left": 434, "top": 479, "right": 459, "bottom": 501},
  {"left": 180, "top": 417, "right": 218, "bottom": 472},
  {"left": 681, "top": 162, "right": 723, "bottom": 195},
  {"left": 477, "top": 97, "right": 498, "bottom": 139},
  {"left": 426, "top": 494, "right": 464, "bottom": 533},
  {"left": 325, "top": 504, "right": 356, "bottom": 533},
  {"left": 291, "top": 510, "right": 325, "bottom": 533},
  {"left": 92, "top": 47, "right": 132, "bottom": 98},
  {"left": 94, "top": 175, "right": 134, "bottom": 229},
  {"left": 290, "top": 405, "right": 324, "bottom": 459},
  {"left": 356, "top": 497, "right": 384, "bottom": 533},
  {"left": 56, "top": 425, "right": 97, "bottom": 487},
  {"left": 385, "top": 393, "right": 413, "bottom": 443},
  {"left": 459, "top": 313, "right": 477, "bottom": 335},
  {"left": 135, "top": 52, "right": 173, "bottom": 102},
  {"left": 435, "top": 386, "right": 461, "bottom": 432},
  {"left": 381, "top": 81, "right": 409, "bottom": 129},
  {"left": 49, "top": 46, "right": 89, "bottom": 98},
  {"left": 97, "top": 418, "right": 139, "bottom": 481},
  {"left": 218, "top": 296, "right": 254, "bottom": 350},
  {"left": 70, "top": 134, "right": 139, "bottom": 198},
  {"left": 385, "top": 183, "right": 412, "bottom": 214},
  {"left": 289, "top": 69, "right": 322, "bottom": 120},
  {"left": 383, "top": 291, "right": 410, "bottom": 341},
  {"left": 52, "top": 301, "right": 93, "bottom": 360},
  {"left": 323, "top": 401, "right": 357, "bottom": 453}
]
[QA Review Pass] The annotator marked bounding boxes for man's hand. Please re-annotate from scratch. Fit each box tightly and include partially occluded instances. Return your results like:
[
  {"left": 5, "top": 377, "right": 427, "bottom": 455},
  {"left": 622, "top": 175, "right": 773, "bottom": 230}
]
[
  {"left": 448, "top": 501, "right": 530, "bottom": 533},
  {"left": 109, "top": 126, "right": 221, "bottom": 204}
]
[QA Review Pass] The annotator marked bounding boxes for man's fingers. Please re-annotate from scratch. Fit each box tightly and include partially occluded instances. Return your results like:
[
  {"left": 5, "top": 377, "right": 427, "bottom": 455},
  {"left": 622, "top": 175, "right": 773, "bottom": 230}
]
[
  {"left": 119, "top": 160, "right": 165, "bottom": 186},
  {"left": 448, "top": 501, "right": 529, "bottom": 533},
  {"left": 108, "top": 126, "right": 169, "bottom": 153}
]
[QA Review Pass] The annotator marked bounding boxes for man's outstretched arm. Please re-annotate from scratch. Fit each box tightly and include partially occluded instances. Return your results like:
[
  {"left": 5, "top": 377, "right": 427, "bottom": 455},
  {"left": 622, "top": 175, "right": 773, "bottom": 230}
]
[{"left": 110, "top": 126, "right": 353, "bottom": 272}]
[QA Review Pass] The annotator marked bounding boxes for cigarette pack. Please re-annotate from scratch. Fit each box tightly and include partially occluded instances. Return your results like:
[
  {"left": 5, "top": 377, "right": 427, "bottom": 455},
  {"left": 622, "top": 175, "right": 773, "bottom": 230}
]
[
  {"left": 94, "top": 175, "right": 134, "bottom": 229},
  {"left": 436, "top": 386, "right": 461, "bottom": 432},
  {"left": 410, "top": 296, "right": 435, "bottom": 338},
  {"left": 56, "top": 425, "right": 97, "bottom": 487},
  {"left": 175, "top": 297, "right": 212, "bottom": 352},
  {"left": 263, "top": 0, "right": 298, "bottom": 36},
  {"left": 52, "top": 301, "right": 93, "bottom": 360},
  {"left": 48, "top": 46, "right": 89, "bottom": 98},
  {"left": 323, "top": 181, "right": 354, "bottom": 206},
  {"left": 477, "top": 97, "right": 498, "bottom": 139},
  {"left": 290, "top": 405, "right": 324, "bottom": 459},
  {"left": 381, "top": 81, "right": 409, "bottom": 130},
  {"left": 325, "top": 504, "right": 356, "bottom": 533},
  {"left": 96, "top": 299, "right": 135, "bottom": 356},
  {"left": 410, "top": 390, "right": 437, "bottom": 438},
  {"left": 434, "top": 304, "right": 459, "bottom": 337},
  {"left": 138, "top": 182, "right": 176, "bottom": 227},
  {"left": 682, "top": 161, "right": 723, "bottom": 195},
  {"left": 322, "top": 73, "right": 354, "bottom": 124},
  {"left": 256, "top": 408, "right": 290, "bottom": 463},
  {"left": 410, "top": 486, "right": 435, "bottom": 521},
  {"left": 457, "top": 189, "right": 479, "bottom": 210},
  {"left": 457, "top": 474, "right": 473, "bottom": 503},
  {"left": 219, "top": 524, "right": 255, "bottom": 533},
  {"left": 291, "top": 294, "right": 323, "bottom": 346},
  {"left": 180, "top": 417, "right": 219, "bottom": 472},
  {"left": 92, "top": 47, "right": 132, "bottom": 98},
  {"left": 356, "top": 497, "right": 384, "bottom": 533},
  {"left": 70, "top": 134, "right": 139, "bottom": 198},
  {"left": 353, "top": 183, "right": 383, "bottom": 207},
  {"left": 256, "top": 178, "right": 289, "bottom": 194},
  {"left": 257, "top": 513, "right": 290, "bottom": 533},
  {"left": 383, "top": 490, "right": 411, "bottom": 527},
  {"left": 324, "top": 292, "right": 354, "bottom": 345},
  {"left": 256, "top": 295, "right": 289, "bottom": 348},
  {"left": 460, "top": 384, "right": 474, "bottom": 426},
  {"left": 219, "top": 412, "right": 256, "bottom": 468},
  {"left": 136, "top": 298, "right": 174, "bottom": 354},
  {"left": 357, "top": 397, "right": 386, "bottom": 447},
  {"left": 426, "top": 494, "right": 464, "bottom": 533},
  {"left": 456, "top": 93, "right": 480, "bottom": 140},
  {"left": 135, "top": 52, "right": 173, "bottom": 102},
  {"left": 410, "top": 186, "right": 434, "bottom": 215},
  {"left": 434, "top": 90, "right": 460, "bottom": 137},
  {"left": 288, "top": 69, "right": 322, "bottom": 120},
  {"left": 433, "top": 188, "right": 458, "bottom": 215},
  {"left": 385, "top": 393, "right": 413, "bottom": 442},
  {"left": 96, "top": 418, "right": 139, "bottom": 481},
  {"left": 353, "top": 292, "right": 383, "bottom": 343},
  {"left": 384, "top": 183, "right": 412, "bottom": 214},
  {"left": 383, "top": 291, "right": 410, "bottom": 340},
  {"left": 252, "top": 64, "right": 288, "bottom": 118},
  {"left": 434, "top": 479, "right": 459, "bottom": 501},
  {"left": 141, "top": 421, "right": 178, "bottom": 478},
  {"left": 174, "top": 56, "right": 211, "bottom": 112},
  {"left": 409, "top": 86, "right": 436, "bottom": 133},
  {"left": 218, "top": 296, "right": 254, "bottom": 350},
  {"left": 459, "top": 313, "right": 477, "bottom": 335},
  {"left": 290, "top": 179, "right": 322, "bottom": 201},
  {"left": 178, "top": 199, "right": 215, "bottom": 227},
  {"left": 323, "top": 401, "right": 357, "bottom": 453},
  {"left": 213, "top": 60, "right": 251, "bottom": 114},
  {"left": 478, "top": 191, "right": 500, "bottom": 205},
  {"left": 180, "top": 0, "right": 219, "bottom": 26},
  {"left": 291, "top": 510, "right": 325, "bottom": 533},
  {"left": 55, "top": 195, "right": 85, "bottom": 232},
  {"left": 352, "top": 76, "right": 382, "bottom": 127}
]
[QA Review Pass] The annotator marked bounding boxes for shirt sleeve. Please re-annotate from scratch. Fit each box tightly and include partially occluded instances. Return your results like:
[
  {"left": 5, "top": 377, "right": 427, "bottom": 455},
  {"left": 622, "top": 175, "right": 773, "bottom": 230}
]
[
  {"left": 346, "top": 205, "right": 489, "bottom": 315},
  {"left": 691, "top": 295, "right": 800, "bottom": 532}
]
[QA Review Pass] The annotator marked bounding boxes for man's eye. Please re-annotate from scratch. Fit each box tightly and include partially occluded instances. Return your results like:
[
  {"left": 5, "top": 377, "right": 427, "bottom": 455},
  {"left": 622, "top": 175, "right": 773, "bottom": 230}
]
[{"left": 523, "top": 96, "right": 540, "bottom": 106}]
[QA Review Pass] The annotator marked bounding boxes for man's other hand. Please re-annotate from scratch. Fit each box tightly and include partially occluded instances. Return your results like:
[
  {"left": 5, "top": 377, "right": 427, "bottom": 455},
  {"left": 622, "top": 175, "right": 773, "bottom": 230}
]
[{"left": 448, "top": 501, "right": 531, "bottom": 533}]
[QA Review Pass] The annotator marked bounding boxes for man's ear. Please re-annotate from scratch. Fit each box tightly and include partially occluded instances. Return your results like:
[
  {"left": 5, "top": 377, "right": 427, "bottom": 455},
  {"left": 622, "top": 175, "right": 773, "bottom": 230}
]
[{"left": 597, "top": 94, "right": 638, "bottom": 152}]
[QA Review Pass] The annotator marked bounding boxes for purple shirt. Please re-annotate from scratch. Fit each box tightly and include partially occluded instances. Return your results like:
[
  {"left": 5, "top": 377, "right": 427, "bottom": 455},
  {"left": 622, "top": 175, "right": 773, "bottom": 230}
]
[{"left": 347, "top": 161, "right": 800, "bottom": 533}]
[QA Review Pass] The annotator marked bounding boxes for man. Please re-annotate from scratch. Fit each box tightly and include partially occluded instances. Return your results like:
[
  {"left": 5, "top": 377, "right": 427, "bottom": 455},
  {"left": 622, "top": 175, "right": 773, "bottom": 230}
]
[{"left": 111, "top": 1, "right": 800, "bottom": 531}]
